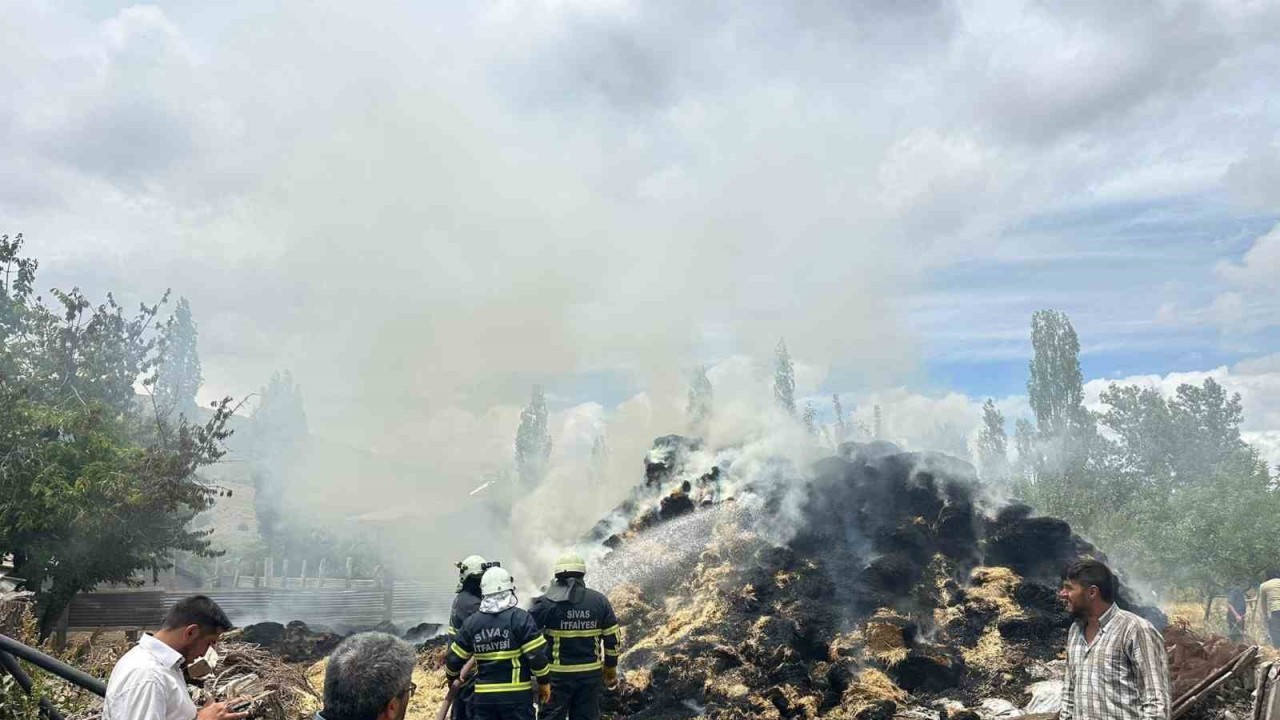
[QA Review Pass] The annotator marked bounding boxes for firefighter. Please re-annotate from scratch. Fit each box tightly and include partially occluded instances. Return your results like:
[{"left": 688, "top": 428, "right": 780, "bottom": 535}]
[
  {"left": 445, "top": 567, "right": 551, "bottom": 720},
  {"left": 450, "top": 555, "right": 490, "bottom": 637},
  {"left": 530, "top": 551, "right": 621, "bottom": 720},
  {"left": 447, "top": 555, "right": 493, "bottom": 720}
]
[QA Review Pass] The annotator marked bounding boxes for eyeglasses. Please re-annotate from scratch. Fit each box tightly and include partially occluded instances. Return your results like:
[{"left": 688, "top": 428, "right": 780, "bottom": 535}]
[{"left": 403, "top": 681, "right": 418, "bottom": 699}]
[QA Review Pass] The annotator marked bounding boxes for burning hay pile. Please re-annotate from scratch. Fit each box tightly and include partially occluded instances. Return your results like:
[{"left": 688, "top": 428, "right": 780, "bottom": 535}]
[{"left": 588, "top": 438, "right": 1167, "bottom": 719}]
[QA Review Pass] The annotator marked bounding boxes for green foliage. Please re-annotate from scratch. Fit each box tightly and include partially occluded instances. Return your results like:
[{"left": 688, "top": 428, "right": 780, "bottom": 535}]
[
  {"left": 152, "top": 296, "right": 203, "bottom": 421},
  {"left": 1009, "top": 307, "right": 1280, "bottom": 598},
  {"left": 976, "top": 399, "right": 1008, "bottom": 484},
  {"left": 0, "top": 233, "right": 235, "bottom": 638}
]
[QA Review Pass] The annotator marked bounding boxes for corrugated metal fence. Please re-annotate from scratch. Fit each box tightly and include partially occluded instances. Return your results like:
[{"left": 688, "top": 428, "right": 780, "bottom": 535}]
[{"left": 66, "top": 581, "right": 452, "bottom": 631}]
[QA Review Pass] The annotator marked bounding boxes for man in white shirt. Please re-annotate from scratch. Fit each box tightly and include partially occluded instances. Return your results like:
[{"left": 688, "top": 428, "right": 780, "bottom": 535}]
[{"left": 104, "top": 595, "right": 248, "bottom": 720}]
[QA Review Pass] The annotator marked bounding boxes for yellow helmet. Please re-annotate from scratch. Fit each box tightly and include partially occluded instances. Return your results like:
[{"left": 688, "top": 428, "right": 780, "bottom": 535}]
[{"left": 553, "top": 551, "right": 587, "bottom": 576}]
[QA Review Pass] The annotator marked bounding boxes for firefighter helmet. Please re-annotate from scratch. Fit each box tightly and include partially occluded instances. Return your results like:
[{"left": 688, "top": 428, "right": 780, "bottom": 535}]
[
  {"left": 553, "top": 551, "right": 587, "bottom": 576},
  {"left": 481, "top": 567, "right": 516, "bottom": 596},
  {"left": 456, "top": 555, "right": 487, "bottom": 581}
]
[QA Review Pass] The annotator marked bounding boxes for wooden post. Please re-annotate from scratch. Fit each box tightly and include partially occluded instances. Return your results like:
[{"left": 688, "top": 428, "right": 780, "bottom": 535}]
[
  {"left": 318, "top": 558, "right": 328, "bottom": 588},
  {"left": 300, "top": 559, "right": 308, "bottom": 589},
  {"left": 233, "top": 560, "right": 242, "bottom": 589},
  {"left": 282, "top": 559, "right": 290, "bottom": 590},
  {"left": 345, "top": 557, "right": 353, "bottom": 589},
  {"left": 170, "top": 551, "right": 179, "bottom": 590},
  {"left": 212, "top": 557, "right": 221, "bottom": 588},
  {"left": 263, "top": 557, "right": 271, "bottom": 588}
]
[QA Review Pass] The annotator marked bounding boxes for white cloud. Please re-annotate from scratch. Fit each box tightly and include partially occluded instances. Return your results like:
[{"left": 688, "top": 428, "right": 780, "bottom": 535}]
[{"left": 1217, "top": 224, "right": 1280, "bottom": 289}]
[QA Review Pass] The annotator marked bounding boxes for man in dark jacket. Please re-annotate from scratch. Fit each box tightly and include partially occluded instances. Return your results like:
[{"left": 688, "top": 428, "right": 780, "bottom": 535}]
[
  {"left": 446, "top": 568, "right": 550, "bottom": 720},
  {"left": 530, "top": 552, "right": 621, "bottom": 720}
]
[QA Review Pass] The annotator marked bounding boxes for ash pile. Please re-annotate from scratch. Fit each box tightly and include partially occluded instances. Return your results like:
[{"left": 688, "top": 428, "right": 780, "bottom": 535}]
[{"left": 588, "top": 437, "right": 1172, "bottom": 720}]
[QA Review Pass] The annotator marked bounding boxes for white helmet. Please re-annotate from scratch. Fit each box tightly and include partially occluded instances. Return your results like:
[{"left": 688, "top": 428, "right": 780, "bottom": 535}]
[
  {"left": 553, "top": 551, "right": 587, "bottom": 576},
  {"left": 481, "top": 567, "right": 516, "bottom": 596},
  {"left": 457, "top": 555, "right": 487, "bottom": 581}
]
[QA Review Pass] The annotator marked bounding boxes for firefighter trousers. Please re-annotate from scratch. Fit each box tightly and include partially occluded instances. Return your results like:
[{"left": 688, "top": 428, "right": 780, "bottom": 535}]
[
  {"left": 471, "top": 703, "right": 533, "bottom": 720},
  {"left": 542, "top": 674, "right": 603, "bottom": 720}
]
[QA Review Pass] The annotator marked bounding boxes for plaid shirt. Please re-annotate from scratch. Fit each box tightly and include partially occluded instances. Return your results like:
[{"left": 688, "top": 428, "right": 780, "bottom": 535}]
[{"left": 1061, "top": 603, "right": 1171, "bottom": 720}]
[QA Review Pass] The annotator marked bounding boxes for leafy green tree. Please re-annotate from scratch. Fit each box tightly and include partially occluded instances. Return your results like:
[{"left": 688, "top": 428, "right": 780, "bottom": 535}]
[
  {"left": 773, "top": 339, "right": 796, "bottom": 416},
  {"left": 153, "top": 297, "right": 202, "bottom": 422},
  {"left": 1096, "top": 378, "right": 1280, "bottom": 601},
  {"left": 976, "top": 399, "right": 1009, "bottom": 485},
  {"left": 0, "top": 234, "right": 234, "bottom": 637},
  {"left": 1020, "top": 310, "right": 1103, "bottom": 521},
  {"left": 1028, "top": 309, "right": 1087, "bottom": 439},
  {"left": 687, "top": 366, "right": 713, "bottom": 436},
  {"left": 515, "top": 385, "right": 552, "bottom": 486}
]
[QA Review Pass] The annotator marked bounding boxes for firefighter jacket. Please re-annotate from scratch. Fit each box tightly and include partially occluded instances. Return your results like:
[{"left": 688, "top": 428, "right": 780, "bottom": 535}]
[
  {"left": 530, "top": 579, "right": 621, "bottom": 675},
  {"left": 449, "top": 584, "right": 483, "bottom": 637},
  {"left": 446, "top": 606, "right": 550, "bottom": 705}
]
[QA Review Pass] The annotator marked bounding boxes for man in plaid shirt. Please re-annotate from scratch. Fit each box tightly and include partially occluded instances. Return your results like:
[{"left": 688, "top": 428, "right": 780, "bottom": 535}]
[{"left": 1059, "top": 559, "right": 1171, "bottom": 720}]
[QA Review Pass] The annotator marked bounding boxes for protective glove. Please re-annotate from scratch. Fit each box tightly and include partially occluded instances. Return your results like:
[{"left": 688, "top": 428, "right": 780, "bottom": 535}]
[
  {"left": 603, "top": 666, "right": 618, "bottom": 690},
  {"left": 538, "top": 682, "right": 552, "bottom": 704}
]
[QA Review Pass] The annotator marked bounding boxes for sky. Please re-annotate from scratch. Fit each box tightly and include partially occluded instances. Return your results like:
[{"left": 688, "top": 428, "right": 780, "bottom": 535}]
[{"left": 4, "top": 0, "right": 1280, "bottom": 497}]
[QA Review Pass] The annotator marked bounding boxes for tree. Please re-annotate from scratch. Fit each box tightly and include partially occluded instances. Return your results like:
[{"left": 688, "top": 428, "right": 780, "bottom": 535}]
[
  {"left": 687, "top": 366, "right": 713, "bottom": 436},
  {"left": 1012, "top": 418, "right": 1036, "bottom": 485},
  {"left": 250, "top": 371, "right": 308, "bottom": 547},
  {"left": 153, "top": 297, "right": 202, "bottom": 422},
  {"left": 1027, "top": 310, "right": 1087, "bottom": 439},
  {"left": 832, "top": 394, "right": 848, "bottom": 442},
  {"left": 873, "top": 405, "right": 883, "bottom": 439},
  {"left": 0, "top": 234, "right": 235, "bottom": 637},
  {"left": 1094, "top": 377, "right": 1280, "bottom": 600},
  {"left": 1021, "top": 310, "right": 1101, "bottom": 521},
  {"left": 515, "top": 385, "right": 552, "bottom": 486},
  {"left": 802, "top": 402, "right": 818, "bottom": 437},
  {"left": 773, "top": 339, "right": 796, "bottom": 416},
  {"left": 976, "top": 399, "right": 1009, "bottom": 485}
]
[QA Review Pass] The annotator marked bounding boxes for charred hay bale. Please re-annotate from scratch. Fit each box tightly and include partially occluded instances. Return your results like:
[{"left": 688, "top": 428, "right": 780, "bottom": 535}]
[
  {"left": 788, "top": 602, "right": 838, "bottom": 661},
  {"left": 837, "top": 440, "right": 903, "bottom": 463},
  {"left": 982, "top": 516, "right": 1079, "bottom": 582},
  {"left": 876, "top": 519, "right": 934, "bottom": 565},
  {"left": 659, "top": 488, "right": 697, "bottom": 520},
  {"left": 743, "top": 615, "right": 799, "bottom": 664},
  {"left": 855, "top": 554, "right": 925, "bottom": 614},
  {"left": 237, "top": 621, "right": 286, "bottom": 647},
  {"left": 807, "top": 660, "right": 853, "bottom": 711},
  {"left": 763, "top": 683, "right": 822, "bottom": 719},
  {"left": 886, "top": 647, "right": 964, "bottom": 693},
  {"left": 645, "top": 435, "right": 700, "bottom": 488}
]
